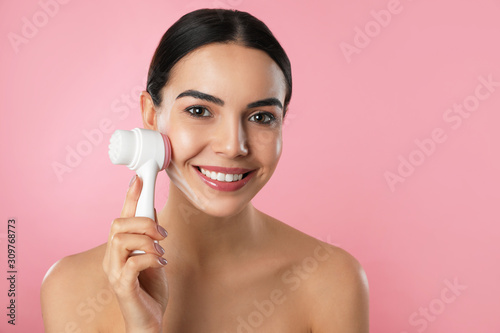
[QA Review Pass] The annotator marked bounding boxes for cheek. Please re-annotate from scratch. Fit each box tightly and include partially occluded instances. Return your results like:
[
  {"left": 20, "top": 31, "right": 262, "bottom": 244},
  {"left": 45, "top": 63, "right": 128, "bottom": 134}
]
[
  {"left": 250, "top": 130, "right": 282, "bottom": 165},
  {"left": 166, "top": 124, "right": 207, "bottom": 163}
]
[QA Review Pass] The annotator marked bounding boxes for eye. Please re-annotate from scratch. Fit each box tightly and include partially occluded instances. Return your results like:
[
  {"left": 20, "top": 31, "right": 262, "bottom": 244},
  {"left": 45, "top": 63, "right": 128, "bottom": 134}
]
[
  {"left": 249, "top": 112, "right": 276, "bottom": 125},
  {"left": 185, "top": 106, "right": 212, "bottom": 118}
]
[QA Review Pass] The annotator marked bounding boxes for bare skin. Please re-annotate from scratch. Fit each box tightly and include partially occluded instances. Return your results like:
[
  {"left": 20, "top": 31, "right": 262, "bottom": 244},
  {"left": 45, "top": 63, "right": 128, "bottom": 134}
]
[{"left": 41, "top": 43, "right": 369, "bottom": 332}]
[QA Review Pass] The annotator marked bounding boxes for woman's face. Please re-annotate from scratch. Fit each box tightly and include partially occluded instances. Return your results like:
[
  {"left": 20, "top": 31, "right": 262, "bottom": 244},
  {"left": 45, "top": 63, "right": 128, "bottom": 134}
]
[{"left": 156, "top": 42, "right": 287, "bottom": 217}]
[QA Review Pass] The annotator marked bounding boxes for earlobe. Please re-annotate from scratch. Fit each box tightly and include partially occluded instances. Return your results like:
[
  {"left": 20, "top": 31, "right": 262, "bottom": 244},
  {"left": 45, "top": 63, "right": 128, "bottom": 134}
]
[{"left": 140, "top": 91, "right": 158, "bottom": 130}]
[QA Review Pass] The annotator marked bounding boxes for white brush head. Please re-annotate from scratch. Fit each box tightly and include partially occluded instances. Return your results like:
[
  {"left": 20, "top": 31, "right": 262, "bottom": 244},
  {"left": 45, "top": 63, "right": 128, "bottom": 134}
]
[
  {"left": 108, "top": 128, "right": 171, "bottom": 171},
  {"left": 108, "top": 129, "right": 137, "bottom": 165}
]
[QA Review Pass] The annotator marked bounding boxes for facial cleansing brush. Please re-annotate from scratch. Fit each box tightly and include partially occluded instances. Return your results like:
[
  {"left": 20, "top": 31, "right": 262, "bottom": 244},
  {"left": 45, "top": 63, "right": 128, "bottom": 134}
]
[{"left": 108, "top": 128, "right": 171, "bottom": 254}]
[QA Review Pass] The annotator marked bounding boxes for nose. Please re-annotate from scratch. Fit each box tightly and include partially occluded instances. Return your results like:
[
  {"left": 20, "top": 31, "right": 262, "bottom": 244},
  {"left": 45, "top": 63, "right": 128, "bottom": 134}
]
[{"left": 211, "top": 116, "right": 249, "bottom": 158}]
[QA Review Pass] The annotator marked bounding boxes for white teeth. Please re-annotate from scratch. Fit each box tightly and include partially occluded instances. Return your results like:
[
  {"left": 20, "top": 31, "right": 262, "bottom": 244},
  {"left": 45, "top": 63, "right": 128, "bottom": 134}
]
[{"left": 199, "top": 167, "right": 244, "bottom": 182}]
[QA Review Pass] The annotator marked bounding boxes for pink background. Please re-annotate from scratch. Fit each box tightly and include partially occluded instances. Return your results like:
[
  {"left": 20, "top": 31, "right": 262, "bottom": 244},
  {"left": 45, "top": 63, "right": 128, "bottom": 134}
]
[{"left": 1, "top": 0, "right": 499, "bottom": 331}]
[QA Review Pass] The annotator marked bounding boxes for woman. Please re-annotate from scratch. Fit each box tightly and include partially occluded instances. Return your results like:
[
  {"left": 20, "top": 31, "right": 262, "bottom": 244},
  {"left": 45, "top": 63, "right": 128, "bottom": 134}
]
[{"left": 41, "top": 8, "right": 369, "bottom": 332}]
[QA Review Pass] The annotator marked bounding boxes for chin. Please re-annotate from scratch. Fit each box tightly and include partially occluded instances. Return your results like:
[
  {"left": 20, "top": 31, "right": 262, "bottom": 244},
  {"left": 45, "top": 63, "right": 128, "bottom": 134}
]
[{"left": 190, "top": 188, "right": 258, "bottom": 218}]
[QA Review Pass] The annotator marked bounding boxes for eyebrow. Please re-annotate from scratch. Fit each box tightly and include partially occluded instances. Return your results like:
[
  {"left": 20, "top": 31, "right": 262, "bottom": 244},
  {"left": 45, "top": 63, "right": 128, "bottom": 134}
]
[{"left": 176, "top": 89, "right": 283, "bottom": 110}]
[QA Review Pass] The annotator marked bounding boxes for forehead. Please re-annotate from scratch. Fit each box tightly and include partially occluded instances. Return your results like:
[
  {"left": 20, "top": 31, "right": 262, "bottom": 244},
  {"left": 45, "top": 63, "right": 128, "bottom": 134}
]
[{"left": 163, "top": 43, "right": 286, "bottom": 106}]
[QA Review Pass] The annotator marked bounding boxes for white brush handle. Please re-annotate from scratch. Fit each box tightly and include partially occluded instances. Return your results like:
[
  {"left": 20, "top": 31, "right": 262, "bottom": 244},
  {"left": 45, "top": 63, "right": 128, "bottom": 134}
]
[
  {"left": 131, "top": 159, "right": 159, "bottom": 255},
  {"left": 135, "top": 159, "right": 158, "bottom": 220}
]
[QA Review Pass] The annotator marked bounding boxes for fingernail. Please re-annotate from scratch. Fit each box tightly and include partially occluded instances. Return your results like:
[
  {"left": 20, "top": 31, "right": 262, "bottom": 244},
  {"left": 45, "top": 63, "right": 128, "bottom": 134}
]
[
  {"left": 157, "top": 225, "right": 168, "bottom": 237},
  {"left": 158, "top": 257, "right": 168, "bottom": 265},
  {"left": 154, "top": 242, "right": 165, "bottom": 255},
  {"left": 129, "top": 175, "right": 137, "bottom": 187}
]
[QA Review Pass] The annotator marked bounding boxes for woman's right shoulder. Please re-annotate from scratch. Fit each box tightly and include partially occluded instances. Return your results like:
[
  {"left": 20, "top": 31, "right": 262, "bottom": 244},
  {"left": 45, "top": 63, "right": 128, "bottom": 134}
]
[
  {"left": 42, "top": 242, "right": 108, "bottom": 286},
  {"left": 40, "top": 243, "right": 112, "bottom": 331}
]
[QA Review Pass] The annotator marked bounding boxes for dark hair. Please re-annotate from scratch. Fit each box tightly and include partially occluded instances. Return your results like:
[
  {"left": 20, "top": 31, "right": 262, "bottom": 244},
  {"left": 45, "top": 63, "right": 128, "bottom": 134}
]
[{"left": 146, "top": 8, "right": 292, "bottom": 117}]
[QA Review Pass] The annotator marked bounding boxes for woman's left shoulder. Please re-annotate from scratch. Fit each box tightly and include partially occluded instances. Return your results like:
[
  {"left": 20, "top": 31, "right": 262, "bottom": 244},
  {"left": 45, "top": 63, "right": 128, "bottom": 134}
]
[
  {"left": 267, "top": 215, "right": 366, "bottom": 278},
  {"left": 302, "top": 240, "right": 369, "bottom": 331},
  {"left": 267, "top": 216, "right": 369, "bottom": 331}
]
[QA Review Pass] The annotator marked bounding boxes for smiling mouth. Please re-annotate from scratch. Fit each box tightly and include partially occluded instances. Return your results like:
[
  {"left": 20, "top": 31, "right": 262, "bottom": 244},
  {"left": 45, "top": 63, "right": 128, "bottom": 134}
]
[{"left": 194, "top": 166, "right": 252, "bottom": 182}]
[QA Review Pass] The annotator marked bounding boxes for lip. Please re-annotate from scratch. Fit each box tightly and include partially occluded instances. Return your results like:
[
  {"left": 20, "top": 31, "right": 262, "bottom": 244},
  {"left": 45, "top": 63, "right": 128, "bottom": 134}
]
[{"left": 193, "top": 166, "right": 256, "bottom": 192}]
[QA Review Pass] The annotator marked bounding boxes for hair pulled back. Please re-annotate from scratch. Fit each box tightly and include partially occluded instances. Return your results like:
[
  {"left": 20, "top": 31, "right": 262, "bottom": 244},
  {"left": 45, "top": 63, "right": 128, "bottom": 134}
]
[{"left": 146, "top": 8, "right": 292, "bottom": 117}]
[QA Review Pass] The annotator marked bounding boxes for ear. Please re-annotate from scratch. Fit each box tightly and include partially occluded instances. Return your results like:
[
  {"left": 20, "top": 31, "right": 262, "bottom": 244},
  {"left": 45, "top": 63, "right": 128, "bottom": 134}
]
[{"left": 140, "top": 91, "right": 158, "bottom": 131}]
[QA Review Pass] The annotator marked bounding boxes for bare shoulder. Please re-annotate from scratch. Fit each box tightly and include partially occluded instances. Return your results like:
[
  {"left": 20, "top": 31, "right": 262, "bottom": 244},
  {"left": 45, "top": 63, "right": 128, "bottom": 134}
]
[
  {"left": 305, "top": 241, "right": 369, "bottom": 332},
  {"left": 40, "top": 243, "right": 114, "bottom": 332},
  {"left": 265, "top": 213, "right": 366, "bottom": 271},
  {"left": 265, "top": 215, "right": 369, "bottom": 332}
]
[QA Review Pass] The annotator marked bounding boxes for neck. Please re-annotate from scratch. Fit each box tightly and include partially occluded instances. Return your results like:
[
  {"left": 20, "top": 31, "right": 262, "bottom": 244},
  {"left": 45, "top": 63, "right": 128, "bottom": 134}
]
[{"left": 157, "top": 184, "right": 264, "bottom": 272}]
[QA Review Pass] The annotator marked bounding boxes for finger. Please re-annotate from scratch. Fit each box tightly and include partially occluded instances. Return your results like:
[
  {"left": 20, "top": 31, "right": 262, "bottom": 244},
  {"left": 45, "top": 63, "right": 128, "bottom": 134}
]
[
  {"left": 105, "top": 174, "right": 141, "bottom": 271},
  {"left": 151, "top": 208, "right": 169, "bottom": 238},
  {"left": 109, "top": 216, "right": 167, "bottom": 244},
  {"left": 119, "top": 254, "right": 167, "bottom": 290},
  {"left": 104, "top": 212, "right": 164, "bottom": 271},
  {"left": 121, "top": 175, "right": 142, "bottom": 218},
  {"left": 109, "top": 233, "right": 165, "bottom": 274}
]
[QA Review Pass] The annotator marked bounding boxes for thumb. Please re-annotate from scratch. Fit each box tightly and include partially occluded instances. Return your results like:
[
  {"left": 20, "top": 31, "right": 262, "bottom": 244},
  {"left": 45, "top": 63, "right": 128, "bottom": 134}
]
[{"left": 120, "top": 174, "right": 142, "bottom": 218}]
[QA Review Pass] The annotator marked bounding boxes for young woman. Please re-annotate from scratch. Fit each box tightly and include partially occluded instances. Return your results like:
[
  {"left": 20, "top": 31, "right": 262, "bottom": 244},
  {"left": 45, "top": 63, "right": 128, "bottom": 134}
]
[{"left": 41, "top": 8, "right": 369, "bottom": 332}]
